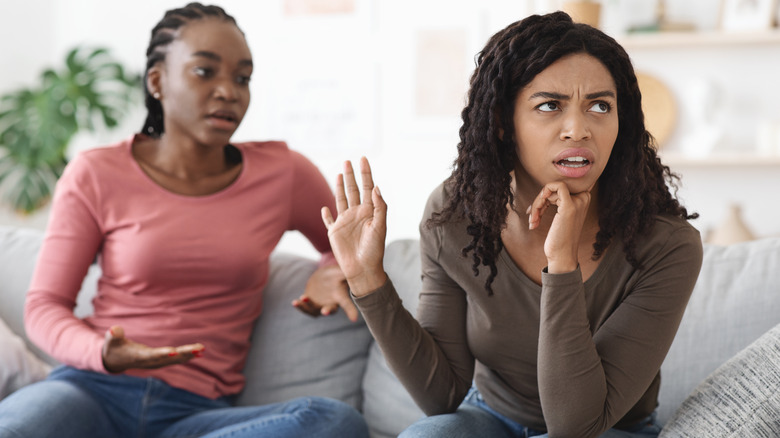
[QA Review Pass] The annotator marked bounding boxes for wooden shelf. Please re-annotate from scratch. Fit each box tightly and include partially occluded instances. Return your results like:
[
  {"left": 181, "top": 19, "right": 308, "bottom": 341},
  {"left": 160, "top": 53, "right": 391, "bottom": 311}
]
[
  {"left": 620, "top": 30, "right": 780, "bottom": 49},
  {"left": 659, "top": 152, "right": 780, "bottom": 167}
]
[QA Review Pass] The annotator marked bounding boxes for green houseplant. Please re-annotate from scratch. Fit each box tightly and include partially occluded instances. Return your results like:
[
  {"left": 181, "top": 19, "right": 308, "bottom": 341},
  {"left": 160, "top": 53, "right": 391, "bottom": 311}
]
[{"left": 0, "top": 47, "right": 141, "bottom": 214}]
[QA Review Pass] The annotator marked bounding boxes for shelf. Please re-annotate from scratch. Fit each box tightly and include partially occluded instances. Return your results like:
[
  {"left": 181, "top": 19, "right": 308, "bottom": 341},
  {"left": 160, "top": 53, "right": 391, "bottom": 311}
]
[
  {"left": 659, "top": 152, "right": 780, "bottom": 167},
  {"left": 620, "top": 30, "right": 780, "bottom": 49}
]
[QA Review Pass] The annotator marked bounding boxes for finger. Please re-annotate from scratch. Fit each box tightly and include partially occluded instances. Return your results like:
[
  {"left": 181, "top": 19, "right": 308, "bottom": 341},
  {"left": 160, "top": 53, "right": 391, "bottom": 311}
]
[
  {"left": 344, "top": 160, "right": 361, "bottom": 208},
  {"left": 174, "top": 343, "right": 206, "bottom": 358},
  {"left": 107, "top": 325, "right": 124, "bottom": 340},
  {"left": 321, "top": 304, "right": 339, "bottom": 316},
  {"left": 335, "top": 173, "right": 347, "bottom": 213},
  {"left": 372, "top": 186, "right": 387, "bottom": 231},
  {"left": 292, "top": 296, "right": 320, "bottom": 317},
  {"left": 339, "top": 296, "right": 360, "bottom": 322},
  {"left": 359, "top": 157, "right": 375, "bottom": 205},
  {"left": 321, "top": 206, "right": 335, "bottom": 228}
]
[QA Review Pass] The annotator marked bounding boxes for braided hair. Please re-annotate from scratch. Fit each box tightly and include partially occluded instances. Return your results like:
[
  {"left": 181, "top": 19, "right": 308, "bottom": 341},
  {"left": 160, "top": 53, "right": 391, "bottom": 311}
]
[
  {"left": 140, "top": 3, "right": 240, "bottom": 137},
  {"left": 431, "top": 11, "right": 697, "bottom": 294}
]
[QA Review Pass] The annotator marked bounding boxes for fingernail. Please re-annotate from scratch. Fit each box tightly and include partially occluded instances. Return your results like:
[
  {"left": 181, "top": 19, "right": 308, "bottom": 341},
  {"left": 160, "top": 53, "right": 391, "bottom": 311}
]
[
  {"left": 301, "top": 297, "right": 310, "bottom": 303},
  {"left": 168, "top": 352, "right": 179, "bottom": 357},
  {"left": 375, "top": 186, "right": 381, "bottom": 196},
  {"left": 526, "top": 205, "right": 532, "bottom": 214}
]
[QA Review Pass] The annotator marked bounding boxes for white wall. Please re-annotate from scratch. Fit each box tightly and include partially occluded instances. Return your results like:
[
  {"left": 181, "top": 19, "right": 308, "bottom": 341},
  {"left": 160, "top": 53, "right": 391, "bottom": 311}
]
[{"left": 1, "top": 0, "right": 778, "bottom": 258}]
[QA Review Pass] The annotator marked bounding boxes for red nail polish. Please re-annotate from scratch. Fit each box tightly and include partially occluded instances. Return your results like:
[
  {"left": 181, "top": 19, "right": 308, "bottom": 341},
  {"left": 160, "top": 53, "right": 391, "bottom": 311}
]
[
  {"left": 168, "top": 352, "right": 179, "bottom": 357},
  {"left": 302, "top": 297, "right": 310, "bottom": 303}
]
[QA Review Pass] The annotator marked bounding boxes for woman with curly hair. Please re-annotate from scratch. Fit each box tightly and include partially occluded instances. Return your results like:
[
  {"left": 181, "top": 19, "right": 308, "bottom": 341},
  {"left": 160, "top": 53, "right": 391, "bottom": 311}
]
[{"left": 323, "top": 11, "right": 703, "bottom": 438}]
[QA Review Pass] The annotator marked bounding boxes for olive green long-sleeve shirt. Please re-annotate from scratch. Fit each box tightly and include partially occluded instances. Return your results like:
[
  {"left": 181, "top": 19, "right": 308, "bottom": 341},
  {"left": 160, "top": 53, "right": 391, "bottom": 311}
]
[{"left": 355, "top": 183, "right": 703, "bottom": 438}]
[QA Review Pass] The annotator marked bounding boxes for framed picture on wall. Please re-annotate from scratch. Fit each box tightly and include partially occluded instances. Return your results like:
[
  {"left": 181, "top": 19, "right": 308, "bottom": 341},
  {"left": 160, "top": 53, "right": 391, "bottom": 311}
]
[{"left": 720, "top": 0, "right": 779, "bottom": 31}]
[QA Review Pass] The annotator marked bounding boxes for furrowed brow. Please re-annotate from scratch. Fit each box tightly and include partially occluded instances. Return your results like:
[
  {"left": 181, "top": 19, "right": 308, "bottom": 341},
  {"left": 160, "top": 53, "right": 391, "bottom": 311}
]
[
  {"left": 585, "top": 90, "right": 616, "bottom": 100},
  {"left": 529, "top": 91, "right": 570, "bottom": 101}
]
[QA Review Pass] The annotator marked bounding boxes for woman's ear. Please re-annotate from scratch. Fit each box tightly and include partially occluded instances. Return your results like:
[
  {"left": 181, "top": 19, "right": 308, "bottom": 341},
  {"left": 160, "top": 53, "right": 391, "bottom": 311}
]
[{"left": 146, "top": 66, "right": 162, "bottom": 99}]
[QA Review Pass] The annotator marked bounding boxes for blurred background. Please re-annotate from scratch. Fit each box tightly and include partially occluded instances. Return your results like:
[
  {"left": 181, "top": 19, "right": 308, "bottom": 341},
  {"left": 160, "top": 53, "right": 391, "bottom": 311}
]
[{"left": 1, "top": 0, "right": 779, "bottom": 257}]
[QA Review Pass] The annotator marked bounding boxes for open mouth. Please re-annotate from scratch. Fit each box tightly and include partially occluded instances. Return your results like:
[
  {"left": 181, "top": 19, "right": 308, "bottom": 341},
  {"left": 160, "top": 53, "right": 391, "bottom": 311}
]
[
  {"left": 209, "top": 112, "right": 238, "bottom": 123},
  {"left": 556, "top": 156, "right": 590, "bottom": 168}
]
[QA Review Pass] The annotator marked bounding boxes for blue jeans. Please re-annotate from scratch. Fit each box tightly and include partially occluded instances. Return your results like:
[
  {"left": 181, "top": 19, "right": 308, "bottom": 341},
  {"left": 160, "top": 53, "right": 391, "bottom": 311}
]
[
  {"left": 0, "top": 366, "right": 368, "bottom": 438},
  {"left": 399, "top": 387, "right": 661, "bottom": 438}
]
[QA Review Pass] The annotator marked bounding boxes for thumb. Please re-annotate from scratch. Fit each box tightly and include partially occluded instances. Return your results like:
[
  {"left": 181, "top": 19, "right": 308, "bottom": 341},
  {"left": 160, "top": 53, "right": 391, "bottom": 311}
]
[
  {"left": 106, "top": 325, "right": 125, "bottom": 342},
  {"left": 372, "top": 186, "right": 387, "bottom": 227}
]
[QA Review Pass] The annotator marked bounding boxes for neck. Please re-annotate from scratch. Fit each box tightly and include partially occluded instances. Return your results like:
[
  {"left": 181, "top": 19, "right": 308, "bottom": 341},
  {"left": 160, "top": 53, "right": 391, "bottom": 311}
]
[{"left": 152, "top": 134, "right": 231, "bottom": 181}]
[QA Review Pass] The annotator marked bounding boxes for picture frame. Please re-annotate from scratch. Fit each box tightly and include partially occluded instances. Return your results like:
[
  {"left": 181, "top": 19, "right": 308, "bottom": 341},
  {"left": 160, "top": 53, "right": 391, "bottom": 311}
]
[{"left": 720, "top": 0, "right": 779, "bottom": 31}]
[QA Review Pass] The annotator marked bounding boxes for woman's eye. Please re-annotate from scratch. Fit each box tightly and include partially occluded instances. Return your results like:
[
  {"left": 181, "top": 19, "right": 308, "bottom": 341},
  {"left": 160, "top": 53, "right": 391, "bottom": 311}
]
[
  {"left": 194, "top": 67, "right": 213, "bottom": 78},
  {"left": 537, "top": 102, "right": 559, "bottom": 112},
  {"left": 589, "top": 102, "right": 611, "bottom": 113},
  {"left": 236, "top": 75, "right": 251, "bottom": 85}
]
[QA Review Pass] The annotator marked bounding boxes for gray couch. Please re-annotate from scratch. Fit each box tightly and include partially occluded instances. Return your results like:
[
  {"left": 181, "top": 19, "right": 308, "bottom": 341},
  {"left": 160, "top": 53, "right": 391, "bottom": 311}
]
[{"left": 1, "top": 225, "right": 779, "bottom": 437}]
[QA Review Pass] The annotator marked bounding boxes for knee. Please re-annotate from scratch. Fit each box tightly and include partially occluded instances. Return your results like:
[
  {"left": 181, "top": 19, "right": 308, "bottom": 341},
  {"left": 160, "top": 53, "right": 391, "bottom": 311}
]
[{"left": 294, "top": 397, "right": 368, "bottom": 437}]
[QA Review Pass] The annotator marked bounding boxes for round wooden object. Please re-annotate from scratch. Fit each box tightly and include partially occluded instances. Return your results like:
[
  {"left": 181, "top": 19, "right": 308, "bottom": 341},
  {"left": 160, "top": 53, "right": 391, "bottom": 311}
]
[{"left": 636, "top": 71, "right": 676, "bottom": 149}]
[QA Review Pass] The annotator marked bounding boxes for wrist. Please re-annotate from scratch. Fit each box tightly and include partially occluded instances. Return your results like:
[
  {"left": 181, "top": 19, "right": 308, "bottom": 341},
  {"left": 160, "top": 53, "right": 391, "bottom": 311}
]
[
  {"left": 547, "top": 259, "right": 578, "bottom": 274},
  {"left": 347, "top": 269, "right": 388, "bottom": 297}
]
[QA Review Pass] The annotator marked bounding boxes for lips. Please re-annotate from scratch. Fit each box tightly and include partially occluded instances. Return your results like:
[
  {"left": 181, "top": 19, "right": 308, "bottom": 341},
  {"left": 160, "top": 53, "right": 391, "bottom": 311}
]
[
  {"left": 553, "top": 148, "right": 595, "bottom": 178},
  {"left": 206, "top": 109, "right": 240, "bottom": 130}
]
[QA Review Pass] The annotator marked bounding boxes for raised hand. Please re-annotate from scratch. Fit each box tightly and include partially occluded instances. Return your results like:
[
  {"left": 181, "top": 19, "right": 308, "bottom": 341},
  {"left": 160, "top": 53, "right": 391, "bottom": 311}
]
[
  {"left": 321, "top": 158, "right": 388, "bottom": 297},
  {"left": 292, "top": 264, "right": 360, "bottom": 322},
  {"left": 527, "top": 182, "right": 592, "bottom": 274},
  {"left": 102, "top": 325, "right": 205, "bottom": 373}
]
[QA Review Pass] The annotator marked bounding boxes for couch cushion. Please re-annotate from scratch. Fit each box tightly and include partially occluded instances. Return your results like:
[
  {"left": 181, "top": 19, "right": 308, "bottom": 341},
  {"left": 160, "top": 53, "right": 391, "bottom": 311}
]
[
  {"left": 235, "top": 252, "right": 373, "bottom": 411},
  {"left": 659, "top": 323, "right": 780, "bottom": 437},
  {"left": 0, "top": 316, "right": 51, "bottom": 399},
  {"left": 0, "top": 226, "right": 100, "bottom": 366},
  {"left": 362, "top": 239, "right": 425, "bottom": 438},
  {"left": 658, "top": 237, "right": 780, "bottom": 424}
]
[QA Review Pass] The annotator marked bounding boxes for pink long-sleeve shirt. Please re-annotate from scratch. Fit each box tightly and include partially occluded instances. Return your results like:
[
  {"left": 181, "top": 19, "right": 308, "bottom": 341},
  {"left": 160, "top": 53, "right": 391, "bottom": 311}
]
[{"left": 24, "top": 135, "right": 337, "bottom": 399}]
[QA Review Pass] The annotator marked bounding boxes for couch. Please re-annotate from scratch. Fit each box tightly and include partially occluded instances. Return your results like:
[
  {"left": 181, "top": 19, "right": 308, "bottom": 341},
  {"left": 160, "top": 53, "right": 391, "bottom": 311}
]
[{"left": 1, "top": 225, "right": 779, "bottom": 437}]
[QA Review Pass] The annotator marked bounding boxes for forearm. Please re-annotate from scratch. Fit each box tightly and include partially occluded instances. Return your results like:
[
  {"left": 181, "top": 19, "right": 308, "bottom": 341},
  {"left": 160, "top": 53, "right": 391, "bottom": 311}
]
[
  {"left": 355, "top": 278, "right": 472, "bottom": 415},
  {"left": 537, "top": 268, "right": 610, "bottom": 437},
  {"left": 25, "top": 290, "right": 105, "bottom": 371}
]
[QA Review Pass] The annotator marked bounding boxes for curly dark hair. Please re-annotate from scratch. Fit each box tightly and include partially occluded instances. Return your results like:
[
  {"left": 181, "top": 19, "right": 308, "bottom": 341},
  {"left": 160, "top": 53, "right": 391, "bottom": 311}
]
[
  {"left": 140, "top": 3, "right": 240, "bottom": 138},
  {"left": 431, "top": 11, "right": 697, "bottom": 294}
]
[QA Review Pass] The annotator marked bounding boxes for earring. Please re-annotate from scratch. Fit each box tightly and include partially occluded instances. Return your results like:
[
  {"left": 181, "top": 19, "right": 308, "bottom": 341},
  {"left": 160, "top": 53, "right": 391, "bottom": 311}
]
[{"left": 153, "top": 92, "right": 161, "bottom": 99}]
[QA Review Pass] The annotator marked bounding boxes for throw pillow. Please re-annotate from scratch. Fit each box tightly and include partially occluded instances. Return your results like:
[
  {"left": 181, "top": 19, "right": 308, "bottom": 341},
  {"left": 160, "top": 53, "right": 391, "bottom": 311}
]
[
  {"left": 659, "top": 323, "right": 780, "bottom": 437},
  {"left": 0, "top": 317, "right": 51, "bottom": 399}
]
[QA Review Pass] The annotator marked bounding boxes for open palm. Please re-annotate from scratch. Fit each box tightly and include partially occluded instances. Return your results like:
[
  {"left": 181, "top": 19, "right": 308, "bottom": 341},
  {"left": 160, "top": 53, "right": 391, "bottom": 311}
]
[{"left": 321, "top": 158, "right": 388, "bottom": 296}]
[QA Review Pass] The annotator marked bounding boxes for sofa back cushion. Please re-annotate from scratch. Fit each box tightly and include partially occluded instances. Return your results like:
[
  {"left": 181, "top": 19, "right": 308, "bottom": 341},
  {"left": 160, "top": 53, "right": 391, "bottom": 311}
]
[
  {"left": 658, "top": 237, "right": 780, "bottom": 424},
  {"left": 361, "top": 239, "right": 426, "bottom": 438},
  {"left": 235, "top": 252, "right": 373, "bottom": 411}
]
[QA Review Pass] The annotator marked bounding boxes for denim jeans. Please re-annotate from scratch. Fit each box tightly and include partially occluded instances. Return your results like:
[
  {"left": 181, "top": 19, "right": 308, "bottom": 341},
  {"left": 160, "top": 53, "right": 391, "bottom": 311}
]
[
  {"left": 399, "top": 386, "right": 661, "bottom": 438},
  {"left": 0, "top": 366, "right": 368, "bottom": 438}
]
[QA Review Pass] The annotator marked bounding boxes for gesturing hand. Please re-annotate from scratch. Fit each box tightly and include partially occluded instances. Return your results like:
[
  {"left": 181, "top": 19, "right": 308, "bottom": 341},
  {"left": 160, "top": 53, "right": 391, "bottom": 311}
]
[
  {"left": 102, "top": 325, "right": 205, "bottom": 373},
  {"left": 321, "top": 158, "right": 388, "bottom": 297},
  {"left": 527, "top": 182, "right": 592, "bottom": 274},
  {"left": 292, "top": 264, "right": 360, "bottom": 322}
]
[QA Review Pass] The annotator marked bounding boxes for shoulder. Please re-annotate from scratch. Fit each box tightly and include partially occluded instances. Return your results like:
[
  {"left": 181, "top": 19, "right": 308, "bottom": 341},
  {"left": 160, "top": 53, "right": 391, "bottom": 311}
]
[
  {"left": 421, "top": 180, "right": 470, "bottom": 247},
  {"left": 234, "top": 140, "right": 289, "bottom": 156},
  {"left": 61, "top": 137, "right": 133, "bottom": 183},
  {"left": 631, "top": 215, "right": 703, "bottom": 267},
  {"left": 422, "top": 180, "right": 455, "bottom": 221},
  {"left": 235, "top": 141, "right": 317, "bottom": 170}
]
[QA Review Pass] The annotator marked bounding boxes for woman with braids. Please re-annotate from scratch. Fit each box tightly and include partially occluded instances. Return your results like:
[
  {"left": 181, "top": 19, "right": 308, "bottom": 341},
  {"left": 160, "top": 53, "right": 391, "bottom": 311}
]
[
  {"left": 322, "top": 11, "right": 702, "bottom": 438},
  {"left": 0, "top": 3, "right": 368, "bottom": 438}
]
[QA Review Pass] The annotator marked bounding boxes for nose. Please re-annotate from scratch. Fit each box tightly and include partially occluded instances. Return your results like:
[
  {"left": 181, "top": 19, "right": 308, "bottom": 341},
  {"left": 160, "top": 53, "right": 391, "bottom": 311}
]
[
  {"left": 214, "top": 77, "right": 239, "bottom": 102},
  {"left": 560, "top": 111, "right": 591, "bottom": 142}
]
